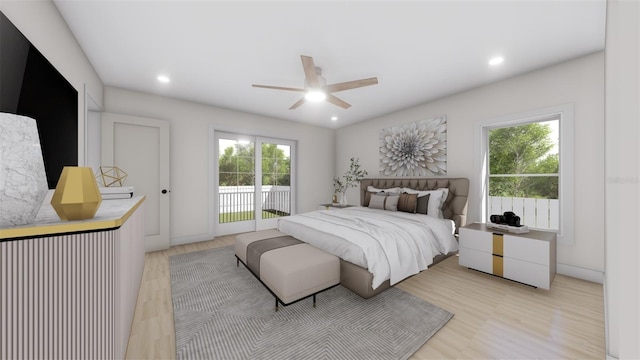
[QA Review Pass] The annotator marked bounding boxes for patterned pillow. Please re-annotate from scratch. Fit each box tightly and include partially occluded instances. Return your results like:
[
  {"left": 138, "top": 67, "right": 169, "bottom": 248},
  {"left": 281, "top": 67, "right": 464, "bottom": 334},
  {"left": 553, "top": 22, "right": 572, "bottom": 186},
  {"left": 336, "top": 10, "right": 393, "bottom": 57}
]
[
  {"left": 385, "top": 195, "right": 400, "bottom": 211},
  {"left": 398, "top": 193, "right": 418, "bottom": 213},
  {"left": 363, "top": 187, "right": 401, "bottom": 206},
  {"left": 368, "top": 194, "right": 387, "bottom": 209}
]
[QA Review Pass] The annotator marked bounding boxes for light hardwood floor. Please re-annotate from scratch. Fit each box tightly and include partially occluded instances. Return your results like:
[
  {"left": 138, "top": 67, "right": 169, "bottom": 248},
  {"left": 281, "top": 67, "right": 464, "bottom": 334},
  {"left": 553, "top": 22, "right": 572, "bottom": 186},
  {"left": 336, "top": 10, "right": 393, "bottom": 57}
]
[{"left": 125, "top": 236, "right": 605, "bottom": 359}]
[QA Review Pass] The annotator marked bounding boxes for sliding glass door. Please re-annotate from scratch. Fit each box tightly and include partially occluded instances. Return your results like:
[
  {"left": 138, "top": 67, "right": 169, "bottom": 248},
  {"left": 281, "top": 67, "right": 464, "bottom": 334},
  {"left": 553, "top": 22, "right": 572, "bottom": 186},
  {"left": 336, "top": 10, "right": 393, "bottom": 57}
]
[{"left": 214, "top": 132, "right": 296, "bottom": 235}]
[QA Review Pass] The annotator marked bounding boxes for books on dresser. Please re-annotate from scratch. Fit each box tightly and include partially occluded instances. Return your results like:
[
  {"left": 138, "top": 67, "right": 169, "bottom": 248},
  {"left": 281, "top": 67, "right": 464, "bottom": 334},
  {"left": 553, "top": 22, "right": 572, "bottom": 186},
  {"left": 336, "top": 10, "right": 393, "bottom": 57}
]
[{"left": 99, "top": 186, "right": 134, "bottom": 199}]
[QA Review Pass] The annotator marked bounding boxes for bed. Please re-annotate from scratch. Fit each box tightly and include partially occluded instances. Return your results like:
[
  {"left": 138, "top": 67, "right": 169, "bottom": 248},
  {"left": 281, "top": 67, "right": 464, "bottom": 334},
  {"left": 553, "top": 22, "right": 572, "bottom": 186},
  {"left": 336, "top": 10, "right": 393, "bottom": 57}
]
[{"left": 277, "top": 177, "right": 469, "bottom": 299}]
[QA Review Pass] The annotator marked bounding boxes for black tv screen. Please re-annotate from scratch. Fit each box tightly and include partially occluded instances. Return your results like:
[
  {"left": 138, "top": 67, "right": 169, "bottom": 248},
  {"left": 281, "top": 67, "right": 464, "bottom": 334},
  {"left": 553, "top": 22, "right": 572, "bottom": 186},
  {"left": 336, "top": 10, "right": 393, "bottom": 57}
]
[{"left": 0, "top": 11, "right": 78, "bottom": 189}]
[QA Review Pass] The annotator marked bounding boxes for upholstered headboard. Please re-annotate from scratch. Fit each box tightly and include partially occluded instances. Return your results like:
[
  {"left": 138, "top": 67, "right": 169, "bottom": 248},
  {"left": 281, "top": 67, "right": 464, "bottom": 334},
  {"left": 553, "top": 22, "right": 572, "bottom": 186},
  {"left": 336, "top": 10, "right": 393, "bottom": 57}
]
[{"left": 360, "top": 178, "right": 469, "bottom": 230}]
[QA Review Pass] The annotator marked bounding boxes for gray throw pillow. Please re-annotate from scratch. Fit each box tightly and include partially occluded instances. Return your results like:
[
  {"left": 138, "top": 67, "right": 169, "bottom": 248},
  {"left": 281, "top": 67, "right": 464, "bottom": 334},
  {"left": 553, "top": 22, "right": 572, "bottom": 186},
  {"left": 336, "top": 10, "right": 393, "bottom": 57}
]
[{"left": 416, "top": 194, "right": 431, "bottom": 215}]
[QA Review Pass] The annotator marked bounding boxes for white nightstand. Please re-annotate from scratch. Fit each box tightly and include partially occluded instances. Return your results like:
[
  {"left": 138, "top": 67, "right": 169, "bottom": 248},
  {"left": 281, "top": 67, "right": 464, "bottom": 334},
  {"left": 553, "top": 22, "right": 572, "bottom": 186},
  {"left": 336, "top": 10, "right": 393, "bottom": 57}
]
[{"left": 458, "top": 223, "right": 556, "bottom": 289}]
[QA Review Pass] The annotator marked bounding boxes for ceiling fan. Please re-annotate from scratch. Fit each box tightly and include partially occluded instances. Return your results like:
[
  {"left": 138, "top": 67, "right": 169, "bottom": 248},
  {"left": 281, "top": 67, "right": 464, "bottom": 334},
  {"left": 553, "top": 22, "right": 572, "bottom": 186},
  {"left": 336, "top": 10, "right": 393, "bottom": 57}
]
[{"left": 252, "top": 55, "right": 378, "bottom": 110}]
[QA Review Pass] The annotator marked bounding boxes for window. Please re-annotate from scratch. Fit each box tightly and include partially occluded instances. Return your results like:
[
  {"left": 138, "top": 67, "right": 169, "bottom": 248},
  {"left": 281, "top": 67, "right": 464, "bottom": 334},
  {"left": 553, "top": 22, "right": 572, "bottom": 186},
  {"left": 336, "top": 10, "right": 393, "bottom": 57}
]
[
  {"left": 475, "top": 104, "right": 574, "bottom": 244},
  {"left": 489, "top": 119, "right": 559, "bottom": 229}
]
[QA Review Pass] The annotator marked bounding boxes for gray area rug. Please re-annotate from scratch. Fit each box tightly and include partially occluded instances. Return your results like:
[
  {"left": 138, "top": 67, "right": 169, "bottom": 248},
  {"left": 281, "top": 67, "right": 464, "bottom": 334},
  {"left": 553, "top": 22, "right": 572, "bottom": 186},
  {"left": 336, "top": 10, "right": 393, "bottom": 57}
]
[{"left": 170, "top": 245, "right": 453, "bottom": 360}]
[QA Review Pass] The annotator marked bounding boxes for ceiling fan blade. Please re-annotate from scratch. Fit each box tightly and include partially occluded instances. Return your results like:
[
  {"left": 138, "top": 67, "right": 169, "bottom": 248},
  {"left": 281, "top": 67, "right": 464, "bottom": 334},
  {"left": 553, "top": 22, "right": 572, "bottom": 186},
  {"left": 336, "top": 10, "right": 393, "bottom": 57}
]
[
  {"left": 252, "top": 84, "right": 305, "bottom": 92},
  {"left": 301, "top": 55, "right": 320, "bottom": 88},
  {"left": 326, "top": 94, "right": 351, "bottom": 109},
  {"left": 324, "top": 77, "right": 378, "bottom": 93},
  {"left": 289, "top": 97, "right": 306, "bottom": 110}
]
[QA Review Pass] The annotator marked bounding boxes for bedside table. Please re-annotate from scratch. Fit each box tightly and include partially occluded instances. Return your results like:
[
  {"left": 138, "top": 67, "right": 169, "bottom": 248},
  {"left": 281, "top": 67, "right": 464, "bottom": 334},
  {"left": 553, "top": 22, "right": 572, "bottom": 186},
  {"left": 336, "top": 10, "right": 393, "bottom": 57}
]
[{"left": 458, "top": 223, "right": 556, "bottom": 289}]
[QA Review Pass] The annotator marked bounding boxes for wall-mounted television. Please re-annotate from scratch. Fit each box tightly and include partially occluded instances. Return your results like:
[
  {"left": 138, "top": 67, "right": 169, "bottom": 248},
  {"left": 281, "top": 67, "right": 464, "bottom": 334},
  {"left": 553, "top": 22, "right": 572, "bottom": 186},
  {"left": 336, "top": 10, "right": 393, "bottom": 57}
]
[{"left": 0, "top": 11, "right": 78, "bottom": 189}]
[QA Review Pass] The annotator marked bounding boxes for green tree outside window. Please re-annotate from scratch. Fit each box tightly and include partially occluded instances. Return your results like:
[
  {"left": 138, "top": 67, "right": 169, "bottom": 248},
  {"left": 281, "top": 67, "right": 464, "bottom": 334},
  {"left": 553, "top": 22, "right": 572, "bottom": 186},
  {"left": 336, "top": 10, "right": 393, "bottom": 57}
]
[{"left": 489, "top": 122, "right": 559, "bottom": 199}]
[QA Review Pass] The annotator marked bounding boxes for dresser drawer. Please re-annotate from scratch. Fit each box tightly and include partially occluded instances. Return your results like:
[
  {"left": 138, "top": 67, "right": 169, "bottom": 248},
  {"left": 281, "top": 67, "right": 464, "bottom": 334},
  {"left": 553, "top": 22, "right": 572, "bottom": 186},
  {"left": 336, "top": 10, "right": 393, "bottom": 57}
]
[
  {"left": 459, "top": 227, "right": 492, "bottom": 253},
  {"left": 459, "top": 247, "right": 493, "bottom": 274},
  {"left": 504, "top": 257, "right": 552, "bottom": 289},
  {"left": 504, "top": 234, "right": 550, "bottom": 266}
]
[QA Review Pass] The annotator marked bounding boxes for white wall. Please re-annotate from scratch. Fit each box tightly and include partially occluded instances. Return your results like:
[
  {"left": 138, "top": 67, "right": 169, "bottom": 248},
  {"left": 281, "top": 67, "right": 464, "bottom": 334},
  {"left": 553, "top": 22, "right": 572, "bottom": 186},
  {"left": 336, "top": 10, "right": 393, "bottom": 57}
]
[
  {"left": 604, "top": 0, "right": 639, "bottom": 358},
  {"left": 336, "top": 52, "right": 605, "bottom": 275},
  {"left": 0, "top": 1, "right": 104, "bottom": 166},
  {"left": 104, "top": 87, "right": 335, "bottom": 244}
]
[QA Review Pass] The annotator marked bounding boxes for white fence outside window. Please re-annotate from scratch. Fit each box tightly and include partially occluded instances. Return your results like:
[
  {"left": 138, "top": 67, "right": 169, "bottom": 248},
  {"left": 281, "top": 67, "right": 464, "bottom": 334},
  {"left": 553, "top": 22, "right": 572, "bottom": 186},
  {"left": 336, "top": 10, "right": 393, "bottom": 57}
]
[{"left": 489, "top": 196, "right": 559, "bottom": 230}]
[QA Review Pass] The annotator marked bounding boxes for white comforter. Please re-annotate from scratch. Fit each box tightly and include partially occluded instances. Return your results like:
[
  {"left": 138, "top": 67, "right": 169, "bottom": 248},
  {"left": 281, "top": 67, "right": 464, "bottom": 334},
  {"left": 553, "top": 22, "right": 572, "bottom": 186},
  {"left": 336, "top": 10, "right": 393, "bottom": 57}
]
[{"left": 277, "top": 207, "right": 458, "bottom": 289}]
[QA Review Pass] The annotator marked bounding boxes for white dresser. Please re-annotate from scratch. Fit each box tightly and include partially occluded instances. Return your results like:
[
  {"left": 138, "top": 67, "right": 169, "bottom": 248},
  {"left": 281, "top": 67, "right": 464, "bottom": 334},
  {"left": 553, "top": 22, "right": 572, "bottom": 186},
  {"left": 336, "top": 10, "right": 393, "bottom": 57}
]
[
  {"left": 0, "top": 196, "right": 146, "bottom": 359},
  {"left": 458, "top": 223, "right": 556, "bottom": 289}
]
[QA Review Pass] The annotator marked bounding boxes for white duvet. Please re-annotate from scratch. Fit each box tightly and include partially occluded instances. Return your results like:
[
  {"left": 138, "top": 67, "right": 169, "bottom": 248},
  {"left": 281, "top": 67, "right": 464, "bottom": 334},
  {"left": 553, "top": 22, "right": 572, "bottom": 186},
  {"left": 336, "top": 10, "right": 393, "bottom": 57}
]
[{"left": 277, "top": 207, "right": 458, "bottom": 289}]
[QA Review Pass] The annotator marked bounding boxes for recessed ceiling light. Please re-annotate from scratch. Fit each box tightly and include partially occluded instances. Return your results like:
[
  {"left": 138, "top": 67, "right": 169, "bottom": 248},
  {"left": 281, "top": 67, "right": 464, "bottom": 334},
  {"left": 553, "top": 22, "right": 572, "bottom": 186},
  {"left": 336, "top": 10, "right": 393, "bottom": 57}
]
[
  {"left": 331, "top": 116, "right": 338, "bottom": 121},
  {"left": 157, "top": 75, "right": 171, "bottom": 83},
  {"left": 489, "top": 56, "right": 504, "bottom": 66},
  {"left": 305, "top": 90, "right": 326, "bottom": 102}
]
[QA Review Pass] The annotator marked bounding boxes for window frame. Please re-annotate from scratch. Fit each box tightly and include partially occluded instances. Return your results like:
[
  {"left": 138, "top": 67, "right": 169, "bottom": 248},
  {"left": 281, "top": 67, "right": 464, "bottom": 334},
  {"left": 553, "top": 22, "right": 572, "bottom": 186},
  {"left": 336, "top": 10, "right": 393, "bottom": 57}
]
[{"left": 474, "top": 104, "right": 574, "bottom": 245}]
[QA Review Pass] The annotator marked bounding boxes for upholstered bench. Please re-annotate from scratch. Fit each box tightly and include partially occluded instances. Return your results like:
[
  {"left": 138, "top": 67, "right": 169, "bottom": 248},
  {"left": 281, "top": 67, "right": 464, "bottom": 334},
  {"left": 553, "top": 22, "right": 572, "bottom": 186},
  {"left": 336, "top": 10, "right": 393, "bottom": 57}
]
[{"left": 235, "top": 230, "right": 340, "bottom": 311}]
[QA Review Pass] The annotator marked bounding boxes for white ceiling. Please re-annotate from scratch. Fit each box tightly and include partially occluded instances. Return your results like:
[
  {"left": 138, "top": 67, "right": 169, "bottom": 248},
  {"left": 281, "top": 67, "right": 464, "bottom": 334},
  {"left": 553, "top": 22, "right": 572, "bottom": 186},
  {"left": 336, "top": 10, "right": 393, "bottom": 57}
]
[{"left": 54, "top": 1, "right": 606, "bottom": 129}]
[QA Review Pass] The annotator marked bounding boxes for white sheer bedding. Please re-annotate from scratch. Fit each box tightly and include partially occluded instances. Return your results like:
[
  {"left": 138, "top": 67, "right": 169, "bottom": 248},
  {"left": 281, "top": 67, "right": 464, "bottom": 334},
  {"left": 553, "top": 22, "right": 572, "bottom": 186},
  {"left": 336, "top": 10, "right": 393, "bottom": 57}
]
[{"left": 277, "top": 207, "right": 458, "bottom": 289}]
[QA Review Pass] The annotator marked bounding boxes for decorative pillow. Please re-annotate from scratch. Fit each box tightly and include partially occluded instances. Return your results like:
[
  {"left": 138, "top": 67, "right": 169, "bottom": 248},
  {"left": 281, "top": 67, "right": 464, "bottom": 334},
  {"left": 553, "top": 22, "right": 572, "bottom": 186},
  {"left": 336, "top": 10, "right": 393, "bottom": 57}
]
[
  {"left": 384, "top": 195, "right": 400, "bottom": 211},
  {"left": 398, "top": 193, "right": 418, "bottom": 213},
  {"left": 368, "top": 194, "right": 387, "bottom": 210},
  {"left": 403, "top": 188, "right": 444, "bottom": 217},
  {"left": 364, "top": 186, "right": 401, "bottom": 206},
  {"left": 437, "top": 188, "right": 450, "bottom": 218},
  {"left": 416, "top": 193, "right": 430, "bottom": 215}
]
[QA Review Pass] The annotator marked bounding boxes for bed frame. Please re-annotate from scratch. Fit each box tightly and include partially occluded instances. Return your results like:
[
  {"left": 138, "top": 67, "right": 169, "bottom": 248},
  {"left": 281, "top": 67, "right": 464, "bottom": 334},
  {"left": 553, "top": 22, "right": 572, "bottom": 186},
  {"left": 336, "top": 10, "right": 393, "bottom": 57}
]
[{"left": 340, "top": 177, "right": 470, "bottom": 299}]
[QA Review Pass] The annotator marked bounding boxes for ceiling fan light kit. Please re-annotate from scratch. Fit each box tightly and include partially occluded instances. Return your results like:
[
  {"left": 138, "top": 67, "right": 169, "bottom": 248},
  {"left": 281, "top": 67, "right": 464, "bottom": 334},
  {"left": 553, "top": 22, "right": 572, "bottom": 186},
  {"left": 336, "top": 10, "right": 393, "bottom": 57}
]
[
  {"left": 252, "top": 55, "right": 378, "bottom": 110},
  {"left": 305, "top": 90, "right": 326, "bottom": 102}
]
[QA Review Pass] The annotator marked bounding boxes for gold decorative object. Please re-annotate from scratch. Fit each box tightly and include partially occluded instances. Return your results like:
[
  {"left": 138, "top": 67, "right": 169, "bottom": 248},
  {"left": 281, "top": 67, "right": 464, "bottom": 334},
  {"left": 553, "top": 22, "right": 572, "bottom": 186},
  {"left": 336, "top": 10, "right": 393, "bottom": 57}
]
[
  {"left": 51, "top": 167, "right": 102, "bottom": 221},
  {"left": 96, "top": 166, "right": 128, "bottom": 187}
]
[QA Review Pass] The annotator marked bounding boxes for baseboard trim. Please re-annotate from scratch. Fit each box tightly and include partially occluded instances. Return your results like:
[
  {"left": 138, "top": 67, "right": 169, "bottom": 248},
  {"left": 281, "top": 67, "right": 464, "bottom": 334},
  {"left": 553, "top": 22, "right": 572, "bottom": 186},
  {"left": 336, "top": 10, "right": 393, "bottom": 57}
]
[
  {"left": 557, "top": 263, "right": 604, "bottom": 284},
  {"left": 607, "top": 354, "right": 618, "bottom": 360},
  {"left": 171, "top": 233, "right": 215, "bottom": 247}
]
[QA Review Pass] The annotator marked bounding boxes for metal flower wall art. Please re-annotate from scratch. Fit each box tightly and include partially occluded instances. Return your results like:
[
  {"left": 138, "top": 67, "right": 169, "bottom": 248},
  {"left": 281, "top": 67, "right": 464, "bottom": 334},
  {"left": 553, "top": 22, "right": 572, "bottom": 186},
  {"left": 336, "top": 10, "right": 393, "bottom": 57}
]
[{"left": 379, "top": 115, "right": 447, "bottom": 176}]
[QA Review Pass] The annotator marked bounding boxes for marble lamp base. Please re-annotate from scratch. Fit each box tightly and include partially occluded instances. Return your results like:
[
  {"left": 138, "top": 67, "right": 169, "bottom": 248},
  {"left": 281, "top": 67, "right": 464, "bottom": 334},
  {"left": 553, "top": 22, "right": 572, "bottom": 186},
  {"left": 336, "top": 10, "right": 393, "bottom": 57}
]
[{"left": 0, "top": 113, "right": 49, "bottom": 227}]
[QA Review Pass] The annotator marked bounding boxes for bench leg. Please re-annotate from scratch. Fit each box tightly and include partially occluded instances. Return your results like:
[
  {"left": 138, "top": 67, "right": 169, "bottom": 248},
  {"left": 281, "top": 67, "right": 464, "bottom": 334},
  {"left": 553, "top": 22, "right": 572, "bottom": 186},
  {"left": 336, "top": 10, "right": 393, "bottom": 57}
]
[
  {"left": 236, "top": 258, "right": 239, "bottom": 267},
  {"left": 275, "top": 298, "right": 279, "bottom": 312},
  {"left": 313, "top": 294, "right": 316, "bottom": 308}
]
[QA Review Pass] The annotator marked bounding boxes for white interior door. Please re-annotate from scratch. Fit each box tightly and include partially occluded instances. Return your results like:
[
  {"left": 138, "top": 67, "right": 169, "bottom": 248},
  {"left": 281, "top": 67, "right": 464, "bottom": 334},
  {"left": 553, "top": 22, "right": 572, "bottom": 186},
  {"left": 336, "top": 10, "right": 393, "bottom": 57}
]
[{"left": 102, "top": 113, "right": 170, "bottom": 252}]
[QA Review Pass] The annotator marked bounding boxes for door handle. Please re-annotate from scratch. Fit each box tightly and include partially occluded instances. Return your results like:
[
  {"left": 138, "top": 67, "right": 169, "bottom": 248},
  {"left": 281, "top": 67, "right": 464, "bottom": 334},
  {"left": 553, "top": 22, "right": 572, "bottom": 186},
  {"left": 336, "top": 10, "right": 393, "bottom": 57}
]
[{"left": 162, "top": 189, "right": 170, "bottom": 194}]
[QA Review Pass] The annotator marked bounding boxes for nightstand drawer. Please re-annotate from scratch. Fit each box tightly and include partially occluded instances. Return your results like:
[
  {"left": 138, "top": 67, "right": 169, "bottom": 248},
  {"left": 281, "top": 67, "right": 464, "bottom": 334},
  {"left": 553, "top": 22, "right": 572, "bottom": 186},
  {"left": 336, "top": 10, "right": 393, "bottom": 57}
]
[
  {"left": 459, "top": 247, "right": 493, "bottom": 274},
  {"left": 504, "top": 234, "right": 549, "bottom": 266},
  {"left": 504, "top": 257, "right": 551, "bottom": 289},
  {"left": 459, "top": 227, "right": 492, "bottom": 253}
]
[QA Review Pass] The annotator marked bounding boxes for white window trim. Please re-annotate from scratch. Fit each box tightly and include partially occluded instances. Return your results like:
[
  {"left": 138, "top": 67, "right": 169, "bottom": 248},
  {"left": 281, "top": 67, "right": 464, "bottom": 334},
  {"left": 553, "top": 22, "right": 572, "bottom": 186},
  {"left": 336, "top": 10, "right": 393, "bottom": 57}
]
[{"left": 474, "top": 103, "right": 574, "bottom": 245}]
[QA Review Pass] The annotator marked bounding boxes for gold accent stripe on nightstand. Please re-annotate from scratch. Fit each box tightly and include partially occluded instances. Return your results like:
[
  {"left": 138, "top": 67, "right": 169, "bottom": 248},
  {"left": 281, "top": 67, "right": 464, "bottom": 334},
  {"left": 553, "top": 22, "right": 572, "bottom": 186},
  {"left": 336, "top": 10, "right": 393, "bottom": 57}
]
[
  {"left": 493, "top": 255, "right": 504, "bottom": 277},
  {"left": 492, "top": 233, "right": 504, "bottom": 277},
  {"left": 492, "top": 233, "right": 504, "bottom": 256}
]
